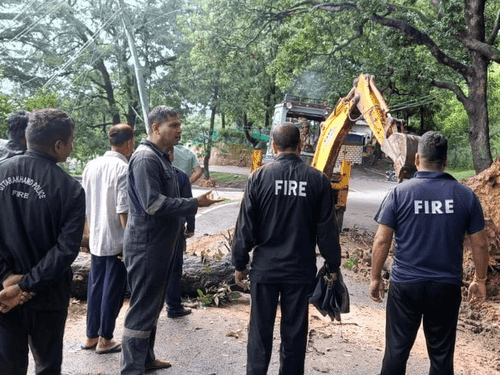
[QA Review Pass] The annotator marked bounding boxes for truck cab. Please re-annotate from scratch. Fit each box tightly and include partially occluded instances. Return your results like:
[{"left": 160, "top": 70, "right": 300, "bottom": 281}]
[{"left": 263, "top": 95, "right": 331, "bottom": 164}]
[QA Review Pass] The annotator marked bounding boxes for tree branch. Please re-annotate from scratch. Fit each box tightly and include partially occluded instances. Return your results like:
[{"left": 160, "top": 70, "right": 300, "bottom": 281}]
[
  {"left": 88, "top": 77, "right": 106, "bottom": 90},
  {"left": 88, "top": 122, "right": 114, "bottom": 129},
  {"left": 312, "top": 3, "right": 358, "bottom": 12},
  {"left": 431, "top": 79, "right": 467, "bottom": 104},
  {"left": 371, "top": 13, "right": 469, "bottom": 77},
  {"left": 454, "top": 33, "right": 500, "bottom": 63},
  {"left": 488, "top": 6, "right": 500, "bottom": 46},
  {"left": 281, "top": 3, "right": 470, "bottom": 77}
]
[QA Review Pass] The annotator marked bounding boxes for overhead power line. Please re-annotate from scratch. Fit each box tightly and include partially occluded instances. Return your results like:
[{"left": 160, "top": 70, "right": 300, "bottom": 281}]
[
  {"left": 0, "top": 0, "right": 38, "bottom": 36},
  {"left": 42, "top": 8, "right": 123, "bottom": 89},
  {"left": 0, "top": 0, "right": 66, "bottom": 54}
]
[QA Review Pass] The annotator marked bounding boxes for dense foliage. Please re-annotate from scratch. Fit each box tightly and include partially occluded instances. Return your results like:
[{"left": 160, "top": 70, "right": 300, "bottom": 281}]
[{"left": 0, "top": 0, "right": 498, "bottom": 172}]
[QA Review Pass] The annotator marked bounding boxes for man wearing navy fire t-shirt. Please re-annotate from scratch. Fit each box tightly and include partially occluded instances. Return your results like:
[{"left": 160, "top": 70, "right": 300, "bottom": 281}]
[{"left": 370, "top": 131, "right": 489, "bottom": 375}]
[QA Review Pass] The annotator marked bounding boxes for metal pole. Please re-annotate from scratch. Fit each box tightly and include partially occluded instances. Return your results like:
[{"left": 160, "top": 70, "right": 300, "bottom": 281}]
[{"left": 118, "top": 0, "right": 149, "bottom": 133}]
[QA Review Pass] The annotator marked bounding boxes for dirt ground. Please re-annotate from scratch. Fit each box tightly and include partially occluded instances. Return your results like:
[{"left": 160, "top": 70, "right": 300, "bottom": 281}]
[
  {"left": 59, "top": 157, "right": 500, "bottom": 373},
  {"left": 189, "top": 163, "right": 500, "bottom": 373},
  {"left": 62, "top": 229, "right": 500, "bottom": 374},
  {"left": 180, "top": 228, "right": 500, "bottom": 374}
]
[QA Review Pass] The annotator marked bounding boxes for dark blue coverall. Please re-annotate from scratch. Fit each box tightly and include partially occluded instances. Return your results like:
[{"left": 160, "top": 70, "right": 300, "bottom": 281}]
[{"left": 121, "top": 140, "right": 198, "bottom": 375}]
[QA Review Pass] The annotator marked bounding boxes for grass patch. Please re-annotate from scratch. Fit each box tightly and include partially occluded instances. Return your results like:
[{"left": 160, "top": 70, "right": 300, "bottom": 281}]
[
  {"left": 209, "top": 171, "right": 248, "bottom": 183},
  {"left": 446, "top": 169, "right": 475, "bottom": 181}
]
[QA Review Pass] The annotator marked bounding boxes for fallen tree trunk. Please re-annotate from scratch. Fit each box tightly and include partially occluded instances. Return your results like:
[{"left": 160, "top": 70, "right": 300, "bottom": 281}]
[{"left": 71, "top": 251, "right": 235, "bottom": 301}]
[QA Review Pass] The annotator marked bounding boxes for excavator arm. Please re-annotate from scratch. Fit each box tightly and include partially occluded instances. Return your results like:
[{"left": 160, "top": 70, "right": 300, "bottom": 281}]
[{"left": 313, "top": 74, "right": 420, "bottom": 227}]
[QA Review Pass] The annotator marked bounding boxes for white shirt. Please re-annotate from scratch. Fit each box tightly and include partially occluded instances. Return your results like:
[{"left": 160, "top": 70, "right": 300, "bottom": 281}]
[{"left": 82, "top": 151, "right": 129, "bottom": 256}]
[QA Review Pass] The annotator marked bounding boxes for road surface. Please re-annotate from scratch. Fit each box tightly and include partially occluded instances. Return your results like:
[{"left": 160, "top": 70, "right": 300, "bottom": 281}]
[{"left": 191, "top": 165, "right": 396, "bottom": 238}]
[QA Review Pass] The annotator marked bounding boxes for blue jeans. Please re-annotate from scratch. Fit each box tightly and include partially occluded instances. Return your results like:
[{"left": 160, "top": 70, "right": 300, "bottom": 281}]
[{"left": 86, "top": 254, "right": 127, "bottom": 340}]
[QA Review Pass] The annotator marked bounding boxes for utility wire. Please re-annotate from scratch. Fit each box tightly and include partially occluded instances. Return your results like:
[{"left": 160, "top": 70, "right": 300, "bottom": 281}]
[
  {"left": 0, "top": 0, "right": 66, "bottom": 54},
  {"left": 42, "top": 8, "right": 123, "bottom": 89},
  {"left": 4, "top": 0, "right": 64, "bottom": 41},
  {"left": 0, "top": 0, "right": 38, "bottom": 36}
]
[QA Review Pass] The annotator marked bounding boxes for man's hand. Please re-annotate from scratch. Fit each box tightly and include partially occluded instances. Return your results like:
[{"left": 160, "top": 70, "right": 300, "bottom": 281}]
[
  {"left": 369, "top": 279, "right": 385, "bottom": 302},
  {"left": 234, "top": 270, "right": 249, "bottom": 290},
  {"left": 2, "top": 274, "right": 23, "bottom": 288},
  {"left": 468, "top": 280, "right": 486, "bottom": 303},
  {"left": 185, "top": 230, "right": 195, "bottom": 239},
  {"left": 196, "top": 191, "right": 224, "bottom": 207},
  {"left": 0, "top": 284, "right": 23, "bottom": 313}
]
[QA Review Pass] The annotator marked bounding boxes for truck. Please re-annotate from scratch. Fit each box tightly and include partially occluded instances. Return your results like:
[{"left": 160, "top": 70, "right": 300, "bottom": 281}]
[
  {"left": 260, "top": 94, "right": 331, "bottom": 165},
  {"left": 253, "top": 74, "right": 420, "bottom": 230}
]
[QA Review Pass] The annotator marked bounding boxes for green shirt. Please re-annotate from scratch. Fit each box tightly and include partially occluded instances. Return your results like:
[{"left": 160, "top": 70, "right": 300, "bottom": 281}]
[{"left": 172, "top": 145, "right": 199, "bottom": 175}]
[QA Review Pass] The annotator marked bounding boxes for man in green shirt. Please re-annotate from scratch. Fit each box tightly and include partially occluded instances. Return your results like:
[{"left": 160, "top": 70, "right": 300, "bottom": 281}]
[{"left": 173, "top": 144, "right": 203, "bottom": 184}]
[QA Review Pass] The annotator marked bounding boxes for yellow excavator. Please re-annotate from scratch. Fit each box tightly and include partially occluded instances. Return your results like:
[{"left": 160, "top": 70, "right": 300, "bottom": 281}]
[
  {"left": 251, "top": 73, "right": 420, "bottom": 229},
  {"left": 313, "top": 73, "right": 420, "bottom": 229}
]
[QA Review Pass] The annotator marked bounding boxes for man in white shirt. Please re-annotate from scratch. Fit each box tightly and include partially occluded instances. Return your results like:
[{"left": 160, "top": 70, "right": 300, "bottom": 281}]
[
  {"left": 173, "top": 144, "right": 203, "bottom": 184},
  {"left": 81, "top": 124, "right": 135, "bottom": 354}
]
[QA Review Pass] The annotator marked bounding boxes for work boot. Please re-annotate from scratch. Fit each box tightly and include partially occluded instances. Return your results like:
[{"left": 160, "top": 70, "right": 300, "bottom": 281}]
[{"left": 167, "top": 306, "right": 192, "bottom": 318}]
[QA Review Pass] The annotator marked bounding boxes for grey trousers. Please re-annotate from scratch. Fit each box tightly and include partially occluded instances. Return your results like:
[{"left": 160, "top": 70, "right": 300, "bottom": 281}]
[{"left": 121, "top": 242, "right": 175, "bottom": 375}]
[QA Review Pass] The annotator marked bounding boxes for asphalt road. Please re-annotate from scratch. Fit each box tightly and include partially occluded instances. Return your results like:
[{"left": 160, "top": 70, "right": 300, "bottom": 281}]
[{"left": 191, "top": 165, "right": 396, "bottom": 237}]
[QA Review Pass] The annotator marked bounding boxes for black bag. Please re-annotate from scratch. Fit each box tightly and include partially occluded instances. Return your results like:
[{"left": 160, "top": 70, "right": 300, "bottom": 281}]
[{"left": 309, "top": 263, "right": 350, "bottom": 321}]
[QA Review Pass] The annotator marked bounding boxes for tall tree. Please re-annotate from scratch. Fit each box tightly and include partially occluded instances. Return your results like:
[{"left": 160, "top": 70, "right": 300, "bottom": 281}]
[{"left": 256, "top": 0, "right": 500, "bottom": 172}]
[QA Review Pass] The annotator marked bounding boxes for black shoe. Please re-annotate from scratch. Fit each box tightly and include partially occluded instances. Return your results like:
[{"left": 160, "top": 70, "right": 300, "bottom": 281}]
[{"left": 167, "top": 307, "right": 192, "bottom": 318}]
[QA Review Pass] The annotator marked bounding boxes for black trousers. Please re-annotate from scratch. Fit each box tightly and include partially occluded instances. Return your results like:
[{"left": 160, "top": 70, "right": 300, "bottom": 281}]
[
  {"left": 247, "top": 282, "right": 311, "bottom": 375},
  {"left": 0, "top": 306, "right": 67, "bottom": 375},
  {"left": 86, "top": 254, "right": 127, "bottom": 340},
  {"left": 165, "top": 234, "right": 186, "bottom": 312},
  {"left": 381, "top": 281, "right": 462, "bottom": 375}
]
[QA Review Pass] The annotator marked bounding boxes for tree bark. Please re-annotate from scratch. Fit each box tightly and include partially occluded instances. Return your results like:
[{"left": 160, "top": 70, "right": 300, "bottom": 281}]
[
  {"left": 465, "top": 57, "right": 492, "bottom": 171},
  {"left": 94, "top": 59, "right": 121, "bottom": 124},
  {"left": 203, "top": 85, "right": 219, "bottom": 179},
  {"left": 71, "top": 252, "right": 235, "bottom": 301}
]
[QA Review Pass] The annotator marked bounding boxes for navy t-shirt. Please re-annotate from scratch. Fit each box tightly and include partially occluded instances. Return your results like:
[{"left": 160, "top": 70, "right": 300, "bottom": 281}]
[{"left": 374, "top": 171, "right": 484, "bottom": 285}]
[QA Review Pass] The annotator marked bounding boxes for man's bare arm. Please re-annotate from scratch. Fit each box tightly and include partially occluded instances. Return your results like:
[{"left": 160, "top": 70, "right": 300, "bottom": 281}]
[
  {"left": 370, "top": 224, "right": 393, "bottom": 302},
  {"left": 119, "top": 213, "right": 128, "bottom": 229},
  {"left": 189, "top": 165, "right": 203, "bottom": 184},
  {"left": 468, "top": 230, "right": 489, "bottom": 302},
  {"left": 81, "top": 219, "right": 90, "bottom": 247}
]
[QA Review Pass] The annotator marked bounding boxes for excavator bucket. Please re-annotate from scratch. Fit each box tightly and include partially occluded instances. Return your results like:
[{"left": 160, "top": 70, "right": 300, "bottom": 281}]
[{"left": 381, "top": 133, "right": 420, "bottom": 182}]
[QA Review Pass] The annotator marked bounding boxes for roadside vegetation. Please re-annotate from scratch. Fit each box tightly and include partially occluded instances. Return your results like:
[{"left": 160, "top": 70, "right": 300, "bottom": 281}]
[{"left": 1, "top": 1, "right": 499, "bottom": 177}]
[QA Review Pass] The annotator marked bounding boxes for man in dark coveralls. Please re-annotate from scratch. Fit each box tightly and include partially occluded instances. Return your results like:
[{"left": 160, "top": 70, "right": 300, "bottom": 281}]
[
  {"left": 0, "top": 110, "right": 30, "bottom": 162},
  {"left": 232, "top": 122, "right": 341, "bottom": 375},
  {"left": 0, "top": 109, "right": 85, "bottom": 374},
  {"left": 370, "top": 131, "right": 489, "bottom": 375},
  {"left": 121, "top": 106, "right": 222, "bottom": 374}
]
